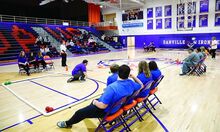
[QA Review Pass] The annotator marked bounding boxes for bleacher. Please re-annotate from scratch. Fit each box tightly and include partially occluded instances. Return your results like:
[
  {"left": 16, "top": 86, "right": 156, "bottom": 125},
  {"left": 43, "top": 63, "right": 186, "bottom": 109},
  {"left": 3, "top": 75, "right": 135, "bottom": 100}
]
[
  {"left": 0, "top": 22, "right": 115, "bottom": 62},
  {"left": 0, "top": 22, "right": 38, "bottom": 61}
]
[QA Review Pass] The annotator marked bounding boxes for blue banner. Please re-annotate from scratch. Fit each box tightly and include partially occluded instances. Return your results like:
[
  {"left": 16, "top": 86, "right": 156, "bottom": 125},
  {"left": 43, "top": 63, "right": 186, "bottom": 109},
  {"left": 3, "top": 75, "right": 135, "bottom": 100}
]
[
  {"left": 215, "top": 13, "right": 220, "bottom": 26},
  {"left": 216, "top": 0, "right": 220, "bottom": 11},
  {"left": 147, "top": 8, "right": 153, "bottom": 18},
  {"left": 188, "top": 15, "right": 196, "bottom": 28},
  {"left": 200, "top": 0, "right": 209, "bottom": 13},
  {"left": 165, "top": 5, "right": 172, "bottom": 16},
  {"left": 165, "top": 18, "right": 172, "bottom": 29},
  {"left": 177, "top": 17, "right": 184, "bottom": 28},
  {"left": 133, "top": 33, "right": 220, "bottom": 49},
  {"left": 155, "top": 7, "right": 162, "bottom": 17},
  {"left": 156, "top": 19, "right": 162, "bottom": 29},
  {"left": 147, "top": 19, "right": 153, "bottom": 29},
  {"left": 122, "top": 22, "right": 143, "bottom": 28},
  {"left": 199, "top": 15, "right": 208, "bottom": 27},
  {"left": 187, "top": 2, "right": 196, "bottom": 14},
  {"left": 177, "top": 3, "right": 185, "bottom": 15}
]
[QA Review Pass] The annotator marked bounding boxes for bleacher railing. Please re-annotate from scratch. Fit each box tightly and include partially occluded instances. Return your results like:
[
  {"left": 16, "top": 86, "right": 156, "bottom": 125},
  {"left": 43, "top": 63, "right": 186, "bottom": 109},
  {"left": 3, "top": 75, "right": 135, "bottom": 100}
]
[{"left": 0, "top": 14, "right": 117, "bottom": 27}]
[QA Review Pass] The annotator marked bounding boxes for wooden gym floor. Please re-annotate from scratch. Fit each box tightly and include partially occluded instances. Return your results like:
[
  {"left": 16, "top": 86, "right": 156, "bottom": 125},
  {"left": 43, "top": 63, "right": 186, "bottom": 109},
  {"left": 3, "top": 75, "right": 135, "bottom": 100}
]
[{"left": 0, "top": 48, "right": 220, "bottom": 132}]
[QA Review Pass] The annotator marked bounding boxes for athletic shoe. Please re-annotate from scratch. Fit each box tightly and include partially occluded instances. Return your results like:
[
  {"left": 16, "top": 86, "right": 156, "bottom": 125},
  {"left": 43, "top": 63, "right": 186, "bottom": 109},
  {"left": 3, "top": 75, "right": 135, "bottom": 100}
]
[
  {"left": 67, "top": 77, "right": 74, "bottom": 83},
  {"left": 179, "top": 73, "right": 186, "bottom": 76},
  {"left": 80, "top": 78, "right": 86, "bottom": 81},
  {"left": 57, "top": 121, "right": 67, "bottom": 128}
]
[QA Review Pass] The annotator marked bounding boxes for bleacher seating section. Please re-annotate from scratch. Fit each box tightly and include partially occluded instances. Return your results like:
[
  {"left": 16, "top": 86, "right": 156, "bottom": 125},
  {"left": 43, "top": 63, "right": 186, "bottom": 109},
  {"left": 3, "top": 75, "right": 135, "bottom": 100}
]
[
  {"left": 0, "top": 22, "right": 38, "bottom": 61},
  {"left": 0, "top": 22, "right": 113, "bottom": 62}
]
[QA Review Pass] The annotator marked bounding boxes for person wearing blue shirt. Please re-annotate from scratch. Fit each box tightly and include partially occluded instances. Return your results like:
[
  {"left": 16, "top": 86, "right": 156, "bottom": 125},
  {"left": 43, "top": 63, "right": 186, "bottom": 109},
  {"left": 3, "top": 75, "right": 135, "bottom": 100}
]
[
  {"left": 36, "top": 51, "right": 46, "bottom": 69},
  {"left": 107, "top": 64, "right": 119, "bottom": 86},
  {"left": 136, "top": 61, "right": 153, "bottom": 97},
  {"left": 18, "top": 50, "right": 30, "bottom": 76},
  {"left": 57, "top": 64, "right": 143, "bottom": 128},
  {"left": 67, "top": 60, "right": 88, "bottom": 82},
  {"left": 149, "top": 61, "right": 162, "bottom": 80}
]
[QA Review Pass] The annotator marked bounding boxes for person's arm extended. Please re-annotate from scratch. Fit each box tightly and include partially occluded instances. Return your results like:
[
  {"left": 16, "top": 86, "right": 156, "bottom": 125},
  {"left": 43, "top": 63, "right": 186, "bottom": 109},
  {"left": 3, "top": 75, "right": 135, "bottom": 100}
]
[
  {"left": 93, "top": 100, "right": 108, "bottom": 109},
  {"left": 130, "top": 74, "right": 144, "bottom": 89},
  {"left": 83, "top": 72, "right": 87, "bottom": 78}
]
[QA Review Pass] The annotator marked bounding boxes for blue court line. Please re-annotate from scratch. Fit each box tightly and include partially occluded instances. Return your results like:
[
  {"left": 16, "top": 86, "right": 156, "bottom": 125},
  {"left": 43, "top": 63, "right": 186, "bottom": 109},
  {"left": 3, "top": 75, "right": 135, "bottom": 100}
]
[
  {"left": 149, "top": 110, "right": 169, "bottom": 132},
  {"left": 1, "top": 77, "right": 100, "bottom": 131},
  {"left": 29, "top": 80, "right": 80, "bottom": 101},
  {"left": 0, "top": 114, "right": 42, "bottom": 131}
]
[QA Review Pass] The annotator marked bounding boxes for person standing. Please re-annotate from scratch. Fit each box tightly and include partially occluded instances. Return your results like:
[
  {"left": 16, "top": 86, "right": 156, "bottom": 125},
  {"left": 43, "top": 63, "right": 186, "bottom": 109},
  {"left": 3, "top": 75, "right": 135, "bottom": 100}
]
[
  {"left": 210, "top": 37, "right": 218, "bottom": 59},
  {"left": 60, "top": 41, "right": 67, "bottom": 67}
]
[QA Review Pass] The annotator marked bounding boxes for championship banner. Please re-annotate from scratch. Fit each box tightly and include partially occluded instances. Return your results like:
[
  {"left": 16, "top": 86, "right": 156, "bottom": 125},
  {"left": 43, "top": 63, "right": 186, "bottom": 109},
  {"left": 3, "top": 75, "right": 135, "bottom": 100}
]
[
  {"left": 177, "top": 3, "right": 185, "bottom": 15},
  {"left": 216, "top": 0, "right": 220, "bottom": 11},
  {"left": 177, "top": 16, "right": 185, "bottom": 28},
  {"left": 155, "top": 7, "right": 162, "bottom": 17},
  {"left": 147, "top": 19, "right": 153, "bottom": 29},
  {"left": 156, "top": 19, "right": 162, "bottom": 29},
  {"left": 215, "top": 13, "right": 220, "bottom": 26},
  {"left": 187, "top": 2, "right": 196, "bottom": 14},
  {"left": 165, "top": 5, "right": 172, "bottom": 16},
  {"left": 165, "top": 18, "right": 172, "bottom": 29},
  {"left": 147, "top": 8, "right": 153, "bottom": 18},
  {"left": 199, "top": 14, "right": 208, "bottom": 27},
  {"left": 200, "top": 0, "right": 209, "bottom": 13},
  {"left": 187, "top": 15, "right": 196, "bottom": 28}
]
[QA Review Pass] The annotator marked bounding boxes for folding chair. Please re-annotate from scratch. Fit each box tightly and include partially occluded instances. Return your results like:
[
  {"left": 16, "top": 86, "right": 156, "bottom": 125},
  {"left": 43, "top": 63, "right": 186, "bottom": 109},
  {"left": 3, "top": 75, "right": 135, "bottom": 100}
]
[
  {"left": 43, "top": 55, "right": 55, "bottom": 70},
  {"left": 95, "top": 97, "right": 130, "bottom": 132},
  {"left": 147, "top": 75, "right": 164, "bottom": 110},
  {"left": 188, "top": 58, "right": 206, "bottom": 76},
  {"left": 119, "top": 81, "right": 154, "bottom": 132}
]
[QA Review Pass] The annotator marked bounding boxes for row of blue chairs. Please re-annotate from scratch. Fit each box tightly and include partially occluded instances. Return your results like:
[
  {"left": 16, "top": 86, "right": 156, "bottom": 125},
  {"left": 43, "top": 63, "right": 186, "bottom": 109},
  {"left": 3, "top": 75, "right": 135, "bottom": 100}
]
[{"left": 96, "top": 75, "right": 164, "bottom": 132}]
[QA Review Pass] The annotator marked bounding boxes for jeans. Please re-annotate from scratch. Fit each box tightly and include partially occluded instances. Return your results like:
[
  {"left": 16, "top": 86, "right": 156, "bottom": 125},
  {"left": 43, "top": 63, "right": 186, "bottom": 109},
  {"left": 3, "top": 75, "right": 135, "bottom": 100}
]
[{"left": 66, "top": 104, "right": 106, "bottom": 126}]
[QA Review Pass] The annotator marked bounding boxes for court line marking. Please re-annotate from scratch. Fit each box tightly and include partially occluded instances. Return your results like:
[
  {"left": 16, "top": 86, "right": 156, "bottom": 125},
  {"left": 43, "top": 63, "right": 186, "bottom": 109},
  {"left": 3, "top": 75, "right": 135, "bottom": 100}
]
[
  {"left": 29, "top": 80, "right": 80, "bottom": 101},
  {"left": 1, "top": 77, "right": 101, "bottom": 131},
  {"left": 1, "top": 61, "right": 174, "bottom": 131}
]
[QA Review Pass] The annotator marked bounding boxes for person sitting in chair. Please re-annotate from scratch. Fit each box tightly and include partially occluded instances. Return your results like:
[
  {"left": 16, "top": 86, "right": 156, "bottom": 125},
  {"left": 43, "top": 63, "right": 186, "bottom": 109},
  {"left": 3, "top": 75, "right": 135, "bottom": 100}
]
[
  {"left": 57, "top": 64, "right": 143, "bottom": 128},
  {"left": 18, "top": 51, "right": 30, "bottom": 76},
  {"left": 180, "top": 48, "right": 200, "bottom": 76}
]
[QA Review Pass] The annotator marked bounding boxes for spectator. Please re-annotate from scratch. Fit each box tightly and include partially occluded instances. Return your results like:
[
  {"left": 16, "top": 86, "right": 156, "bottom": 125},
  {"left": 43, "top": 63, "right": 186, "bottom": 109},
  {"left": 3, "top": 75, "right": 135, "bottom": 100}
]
[{"left": 18, "top": 51, "right": 30, "bottom": 76}]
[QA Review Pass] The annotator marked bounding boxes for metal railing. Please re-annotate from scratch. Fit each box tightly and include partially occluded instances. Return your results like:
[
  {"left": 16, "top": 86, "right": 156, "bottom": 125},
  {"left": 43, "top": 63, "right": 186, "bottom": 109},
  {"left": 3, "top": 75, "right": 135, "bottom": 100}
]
[{"left": 0, "top": 14, "right": 117, "bottom": 27}]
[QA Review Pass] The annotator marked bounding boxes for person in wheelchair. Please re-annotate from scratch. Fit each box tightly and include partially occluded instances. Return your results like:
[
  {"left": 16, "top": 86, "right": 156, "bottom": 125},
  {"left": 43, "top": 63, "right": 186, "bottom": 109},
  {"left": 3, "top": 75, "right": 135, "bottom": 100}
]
[{"left": 180, "top": 48, "right": 200, "bottom": 76}]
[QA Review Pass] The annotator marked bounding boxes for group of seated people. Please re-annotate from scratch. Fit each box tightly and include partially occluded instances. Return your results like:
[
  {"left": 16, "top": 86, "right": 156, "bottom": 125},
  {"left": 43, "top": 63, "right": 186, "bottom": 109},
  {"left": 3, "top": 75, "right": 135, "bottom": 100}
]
[
  {"left": 18, "top": 50, "right": 49, "bottom": 76},
  {"left": 57, "top": 60, "right": 162, "bottom": 129},
  {"left": 143, "top": 42, "right": 156, "bottom": 52},
  {"left": 180, "top": 46, "right": 207, "bottom": 76},
  {"left": 35, "top": 36, "right": 50, "bottom": 47},
  {"left": 66, "top": 37, "right": 99, "bottom": 54}
]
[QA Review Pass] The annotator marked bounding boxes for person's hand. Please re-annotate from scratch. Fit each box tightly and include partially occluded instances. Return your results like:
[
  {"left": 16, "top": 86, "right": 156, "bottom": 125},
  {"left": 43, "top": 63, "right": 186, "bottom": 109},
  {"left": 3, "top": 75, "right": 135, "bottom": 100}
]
[
  {"left": 129, "top": 74, "right": 135, "bottom": 78},
  {"left": 92, "top": 100, "right": 97, "bottom": 105}
]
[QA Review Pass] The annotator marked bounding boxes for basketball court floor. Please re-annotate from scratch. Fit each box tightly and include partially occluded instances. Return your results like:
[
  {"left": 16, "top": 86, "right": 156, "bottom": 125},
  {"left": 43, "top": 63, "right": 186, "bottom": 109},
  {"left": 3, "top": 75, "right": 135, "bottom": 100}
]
[{"left": 0, "top": 47, "right": 220, "bottom": 132}]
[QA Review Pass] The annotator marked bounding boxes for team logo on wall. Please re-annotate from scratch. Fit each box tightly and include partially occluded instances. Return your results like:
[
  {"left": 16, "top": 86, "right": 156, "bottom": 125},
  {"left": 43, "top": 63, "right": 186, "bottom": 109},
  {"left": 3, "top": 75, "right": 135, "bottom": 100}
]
[
  {"left": 200, "top": 0, "right": 209, "bottom": 13},
  {"left": 165, "top": 5, "right": 172, "bottom": 16}
]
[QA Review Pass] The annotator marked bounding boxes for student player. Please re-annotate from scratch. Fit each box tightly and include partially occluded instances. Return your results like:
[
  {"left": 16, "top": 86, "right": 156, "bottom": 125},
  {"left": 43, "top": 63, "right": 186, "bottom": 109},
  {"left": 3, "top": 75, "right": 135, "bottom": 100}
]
[
  {"left": 67, "top": 60, "right": 88, "bottom": 83},
  {"left": 107, "top": 64, "right": 119, "bottom": 86},
  {"left": 179, "top": 48, "right": 200, "bottom": 76},
  {"left": 149, "top": 61, "right": 161, "bottom": 80},
  {"left": 57, "top": 64, "right": 143, "bottom": 128},
  {"left": 136, "top": 61, "right": 153, "bottom": 98}
]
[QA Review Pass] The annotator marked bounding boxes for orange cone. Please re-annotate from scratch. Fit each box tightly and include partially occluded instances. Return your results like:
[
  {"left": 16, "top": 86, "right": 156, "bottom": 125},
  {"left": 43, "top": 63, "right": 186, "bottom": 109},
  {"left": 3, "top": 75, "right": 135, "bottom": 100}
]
[{"left": 66, "top": 66, "right": 68, "bottom": 71}]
